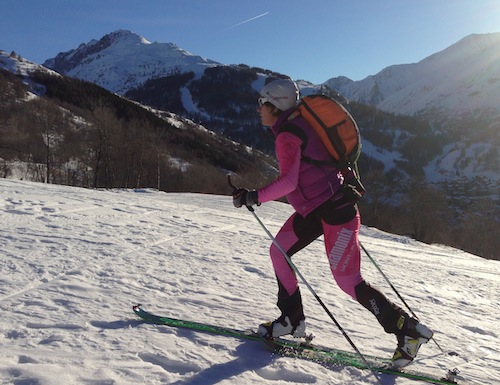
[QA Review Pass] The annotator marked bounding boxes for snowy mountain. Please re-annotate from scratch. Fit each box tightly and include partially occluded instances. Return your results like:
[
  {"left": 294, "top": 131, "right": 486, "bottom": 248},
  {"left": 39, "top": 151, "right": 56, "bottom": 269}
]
[
  {"left": 43, "top": 29, "right": 220, "bottom": 94},
  {"left": 325, "top": 33, "right": 500, "bottom": 121},
  {"left": 1, "top": 178, "right": 499, "bottom": 384}
]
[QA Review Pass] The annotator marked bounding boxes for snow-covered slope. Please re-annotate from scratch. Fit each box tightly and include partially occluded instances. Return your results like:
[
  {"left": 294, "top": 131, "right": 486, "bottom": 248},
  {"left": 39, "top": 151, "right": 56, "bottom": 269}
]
[
  {"left": 0, "top": 50, "right": 57, "bottom": 77},
  {"left": 43, "top": 30, "right": 220, "bottom": 94},
  {"left": 325, "top": 33, "right": 500, "bottom": 119},
  {"left": 1, "top": 179, "right": 498, "bottom": 384},
  {"left": 0, "top": 49, "right": 60, "bottom": 97}
]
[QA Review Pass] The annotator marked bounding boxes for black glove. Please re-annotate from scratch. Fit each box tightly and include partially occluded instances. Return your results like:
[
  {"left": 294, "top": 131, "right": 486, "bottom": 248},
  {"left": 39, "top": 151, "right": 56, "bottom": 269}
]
[{"left": 233, "top": 188, "right": 260, "bottom": 208}]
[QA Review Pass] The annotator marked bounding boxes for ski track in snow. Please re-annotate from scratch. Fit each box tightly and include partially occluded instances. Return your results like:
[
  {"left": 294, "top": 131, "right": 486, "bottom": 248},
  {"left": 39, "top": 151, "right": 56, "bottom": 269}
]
[{"left": 0, "top": 179, "right": 498, "bottom": 385}]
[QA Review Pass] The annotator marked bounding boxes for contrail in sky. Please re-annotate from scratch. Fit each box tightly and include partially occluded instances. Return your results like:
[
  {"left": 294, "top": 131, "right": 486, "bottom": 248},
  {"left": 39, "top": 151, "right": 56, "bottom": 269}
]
[{"left": 218, "top": 12, "right": 270, "bottom": 33}]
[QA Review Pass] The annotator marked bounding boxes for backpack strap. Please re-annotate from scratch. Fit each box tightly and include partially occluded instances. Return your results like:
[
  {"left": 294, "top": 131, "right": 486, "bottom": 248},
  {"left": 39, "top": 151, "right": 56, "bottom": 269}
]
[
  {"left": 276, "top": 121, "right": 308, "bottom": 153},
  {"left": 277, "top": 119, "right": 337, "bottom": 168}
]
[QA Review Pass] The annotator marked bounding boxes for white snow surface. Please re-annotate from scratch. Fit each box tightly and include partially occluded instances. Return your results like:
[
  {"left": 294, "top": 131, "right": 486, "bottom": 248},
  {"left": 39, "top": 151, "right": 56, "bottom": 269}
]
[{"left": 0, "top": 179, "right": 498, "bottom": 385}]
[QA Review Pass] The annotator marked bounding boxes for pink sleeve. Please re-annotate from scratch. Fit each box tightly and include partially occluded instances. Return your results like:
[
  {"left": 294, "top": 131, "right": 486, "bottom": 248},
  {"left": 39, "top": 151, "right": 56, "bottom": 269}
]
[{"left": 258, "top": 132, "right": 302, "bottom": 203}]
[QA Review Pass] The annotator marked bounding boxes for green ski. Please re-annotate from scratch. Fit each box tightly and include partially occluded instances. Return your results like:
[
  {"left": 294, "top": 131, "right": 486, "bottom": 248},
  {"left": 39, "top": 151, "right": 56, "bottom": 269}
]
[{"left": 132, "top": 305, "right": 467, "bottom": 385}]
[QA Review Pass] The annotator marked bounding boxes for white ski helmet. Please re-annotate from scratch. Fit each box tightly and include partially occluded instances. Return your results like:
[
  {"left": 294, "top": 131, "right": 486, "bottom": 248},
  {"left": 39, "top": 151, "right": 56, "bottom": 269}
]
[{"left": 260, "top": 79, "right": 299, "bottom": 111}]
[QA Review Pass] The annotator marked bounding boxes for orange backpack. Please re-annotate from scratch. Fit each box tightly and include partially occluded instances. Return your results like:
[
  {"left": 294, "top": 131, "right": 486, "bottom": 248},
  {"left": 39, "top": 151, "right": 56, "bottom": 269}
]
[
  {"left": 297, "top": 94, "right": 361, "bottom": 169},
  {"left": 296, "top": 94, "right": 365, "bottom": 199}
]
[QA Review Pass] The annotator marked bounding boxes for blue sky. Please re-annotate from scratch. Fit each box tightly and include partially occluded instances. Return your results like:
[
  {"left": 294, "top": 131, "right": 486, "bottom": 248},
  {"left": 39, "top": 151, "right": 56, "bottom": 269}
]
[{"left": 2, "top": 0, "right": 500, "bottom": 84}]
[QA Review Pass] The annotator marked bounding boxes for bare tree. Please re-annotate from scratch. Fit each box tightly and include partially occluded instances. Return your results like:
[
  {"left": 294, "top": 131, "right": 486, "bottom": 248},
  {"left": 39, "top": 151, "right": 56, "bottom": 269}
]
[
  {"left": 87, "top": 103, "right": 120, "bottom": 188},
  {"left": 29, "top": 99, "right": 66, "bottom": 183},
  {"left": 404, "top": 179, "right": 449, "bottom": 243},
  {"left": 460, "top": 199, "right": 500, "bottom": 259}
]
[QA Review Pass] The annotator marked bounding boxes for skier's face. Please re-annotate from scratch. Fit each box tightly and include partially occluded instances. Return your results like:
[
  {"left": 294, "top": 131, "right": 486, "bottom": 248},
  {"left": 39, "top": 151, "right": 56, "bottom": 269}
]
[{"left": 258, "top": 102, "right": 278, "bottom": 127}]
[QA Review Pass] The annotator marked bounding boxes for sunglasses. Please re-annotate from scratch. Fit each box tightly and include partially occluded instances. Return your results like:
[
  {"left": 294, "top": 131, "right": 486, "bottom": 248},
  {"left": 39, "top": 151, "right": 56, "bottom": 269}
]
[{"left": 258, "top": 97, "right": 270, "bottom": 107}]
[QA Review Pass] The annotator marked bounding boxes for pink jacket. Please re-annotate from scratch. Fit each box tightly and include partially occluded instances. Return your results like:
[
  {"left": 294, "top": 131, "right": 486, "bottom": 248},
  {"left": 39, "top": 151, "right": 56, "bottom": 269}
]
[{"left": 258, "top": 110, "right": 343, "bottom": 216}]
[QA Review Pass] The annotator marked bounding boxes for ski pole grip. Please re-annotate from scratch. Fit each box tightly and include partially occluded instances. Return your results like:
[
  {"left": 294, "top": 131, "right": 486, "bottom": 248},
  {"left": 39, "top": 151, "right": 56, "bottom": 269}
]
[{"left": 227, "top": 174, "right": 255, "bottom": 212}]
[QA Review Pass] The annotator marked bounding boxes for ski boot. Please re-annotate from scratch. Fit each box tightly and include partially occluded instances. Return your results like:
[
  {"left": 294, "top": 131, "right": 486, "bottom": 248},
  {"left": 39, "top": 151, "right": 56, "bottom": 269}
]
[
  {"left": 258, "top": 314, "right": 306, "bottom": 339},
  {"left": 391, "top": 316, "right": 434, "bottom": 368}
]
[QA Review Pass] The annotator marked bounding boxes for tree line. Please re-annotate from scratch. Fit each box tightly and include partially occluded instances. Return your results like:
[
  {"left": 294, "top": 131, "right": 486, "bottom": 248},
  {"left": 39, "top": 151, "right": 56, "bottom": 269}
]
[{"left": 0, "top": 69, "right": 269, "bottom": 193}]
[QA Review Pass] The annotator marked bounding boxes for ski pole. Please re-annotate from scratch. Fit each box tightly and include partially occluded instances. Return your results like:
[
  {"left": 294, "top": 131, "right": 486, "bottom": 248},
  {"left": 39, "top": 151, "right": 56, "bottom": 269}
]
[
  {"left": 228, "top": 176, "right": 383, "bottom": 384},
  {"left": 360, "top": 241, "right": 445, "bottom": 354}
]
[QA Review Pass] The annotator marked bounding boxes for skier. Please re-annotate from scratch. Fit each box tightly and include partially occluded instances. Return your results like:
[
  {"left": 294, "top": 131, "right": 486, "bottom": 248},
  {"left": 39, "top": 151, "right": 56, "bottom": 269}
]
[{"left": 232, "top": 78, "right": 434, "bottom": 368}]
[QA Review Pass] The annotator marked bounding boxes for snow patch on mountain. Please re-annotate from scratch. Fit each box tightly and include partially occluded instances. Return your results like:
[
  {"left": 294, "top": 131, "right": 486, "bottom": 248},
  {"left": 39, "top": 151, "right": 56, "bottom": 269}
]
[
  {"left": 362, "top": 139, "right": 404, "bottom": 172},
  {"left": 180, "top": 86, "right": 211, "bottom": 120},
  {"left": 0, "top": 50, "right": 60, "bottom": 97},
  {"left": 1, "top": 50, "right": 57, "bottom": 77},
  {"left": 425, "top": 142, "right": 499, "bottom": 183}
]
